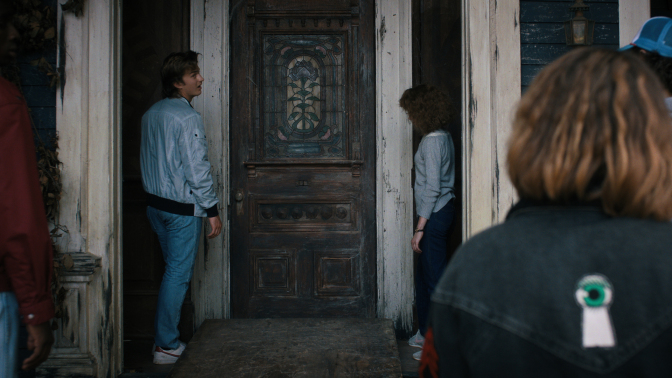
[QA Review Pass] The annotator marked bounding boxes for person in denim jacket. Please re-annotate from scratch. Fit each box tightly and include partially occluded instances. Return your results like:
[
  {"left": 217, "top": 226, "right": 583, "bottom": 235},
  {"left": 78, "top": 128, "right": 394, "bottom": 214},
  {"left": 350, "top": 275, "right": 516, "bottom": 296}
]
[
  {"left": 400, "top": 85, "right": 456, "bottom": 361},
  {"left": 420, "top": 48, "right": 672, "bottom": 377}
]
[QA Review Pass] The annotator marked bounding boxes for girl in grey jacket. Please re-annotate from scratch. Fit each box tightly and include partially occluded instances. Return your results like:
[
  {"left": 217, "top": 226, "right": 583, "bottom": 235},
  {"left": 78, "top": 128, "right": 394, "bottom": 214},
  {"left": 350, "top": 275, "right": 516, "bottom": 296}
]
[{"left": 400, "top": 84, "right": 456, "bottom": 361}]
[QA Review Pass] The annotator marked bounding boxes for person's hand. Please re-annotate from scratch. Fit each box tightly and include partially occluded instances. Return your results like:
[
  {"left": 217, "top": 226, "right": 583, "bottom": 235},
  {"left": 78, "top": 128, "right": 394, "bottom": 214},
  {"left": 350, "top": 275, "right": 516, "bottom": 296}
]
[
  {"left": 411, "top": 231, "right": 423, "bottom": 253},
  {"left": 412, "top": 217, "right": 428, "bottom": 253},
  {"left": 207, "top": 215, "right": 222, "bottom": 239},
  {"left": 22, "top": 321, "right": 54, "bottom": 370}
]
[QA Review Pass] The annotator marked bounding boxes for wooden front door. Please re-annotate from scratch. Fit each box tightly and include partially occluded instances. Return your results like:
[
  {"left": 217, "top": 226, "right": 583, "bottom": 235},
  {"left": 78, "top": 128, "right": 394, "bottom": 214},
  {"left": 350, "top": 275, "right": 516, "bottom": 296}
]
[{"left": 230, "top": 0, "right": 376, "bottom": 318}]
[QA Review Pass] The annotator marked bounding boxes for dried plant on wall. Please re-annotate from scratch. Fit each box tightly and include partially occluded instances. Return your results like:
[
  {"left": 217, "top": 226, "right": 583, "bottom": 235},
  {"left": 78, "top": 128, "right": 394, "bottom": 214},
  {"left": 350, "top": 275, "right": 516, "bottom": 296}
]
[{"left": 11, "top": 0, "right": 56, "bottom": 53}]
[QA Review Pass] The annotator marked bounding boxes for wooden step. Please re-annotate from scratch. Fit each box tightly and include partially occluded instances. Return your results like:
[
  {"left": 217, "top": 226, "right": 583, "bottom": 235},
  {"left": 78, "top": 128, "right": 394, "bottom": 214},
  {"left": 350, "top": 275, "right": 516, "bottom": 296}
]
[{"left": 170, "top": 318, "right": 402, "bottom": 377}]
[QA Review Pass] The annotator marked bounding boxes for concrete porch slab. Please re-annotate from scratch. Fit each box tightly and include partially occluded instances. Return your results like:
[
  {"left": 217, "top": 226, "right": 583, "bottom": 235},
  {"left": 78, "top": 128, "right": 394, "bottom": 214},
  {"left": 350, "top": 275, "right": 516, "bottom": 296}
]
[{"left": 169, "top": 318, "right": 402, "bottom": 377}]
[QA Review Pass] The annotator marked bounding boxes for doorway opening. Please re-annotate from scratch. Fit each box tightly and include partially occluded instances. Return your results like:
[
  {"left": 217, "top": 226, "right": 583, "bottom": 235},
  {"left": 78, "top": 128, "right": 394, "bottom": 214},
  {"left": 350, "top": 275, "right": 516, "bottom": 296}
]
[
  {"left": 120, "top": 0, "right": 191, "bottom": 371},
  {"left": 652, "top": 0, "right": 672, "bottom": 17},
  {"left": 410, "top": 0, "right": 463, "bottom": 330}
]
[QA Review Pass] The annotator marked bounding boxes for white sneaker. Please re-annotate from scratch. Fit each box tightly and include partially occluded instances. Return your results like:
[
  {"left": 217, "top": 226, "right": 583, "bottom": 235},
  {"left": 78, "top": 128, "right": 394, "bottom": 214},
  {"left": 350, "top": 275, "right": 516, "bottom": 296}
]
[
  {"left": 413, "top": 350, "right": 422, "bottom": 361},
  {"left": 153, "top": 341, "right": 186, "bottom": 364},
  {"left": 408, "top": 330, "right": 425, "bottom": 348}
]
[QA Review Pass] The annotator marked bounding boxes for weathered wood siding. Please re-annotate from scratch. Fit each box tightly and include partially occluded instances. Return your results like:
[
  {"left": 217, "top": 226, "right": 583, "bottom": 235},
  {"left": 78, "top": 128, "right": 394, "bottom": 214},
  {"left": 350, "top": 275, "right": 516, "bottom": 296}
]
[
  {"left": 56, "top": 0, "right": 123, "bottom": 375},
  {"left": 376, "top": 0, "right": 414, "bottom": 336},
  {"left": 190, "top": 0, "right": 231, "bottom": 332},
  {"left": 521, "top": 0, "right": 619, "bottom": 92},
  {"left": 461, "top": 0, "right": 519, "bottom": 236}
]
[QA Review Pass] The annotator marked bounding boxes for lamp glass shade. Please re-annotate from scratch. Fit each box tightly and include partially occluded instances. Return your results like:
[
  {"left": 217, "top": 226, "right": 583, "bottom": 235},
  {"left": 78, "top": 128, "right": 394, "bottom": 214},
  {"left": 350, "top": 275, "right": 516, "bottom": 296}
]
[
  {"left": 572, "top": 20, "right": 586, "bottom": 45},
  {"left": 564, "top": 18, "right": 594, "bottom": 46}
]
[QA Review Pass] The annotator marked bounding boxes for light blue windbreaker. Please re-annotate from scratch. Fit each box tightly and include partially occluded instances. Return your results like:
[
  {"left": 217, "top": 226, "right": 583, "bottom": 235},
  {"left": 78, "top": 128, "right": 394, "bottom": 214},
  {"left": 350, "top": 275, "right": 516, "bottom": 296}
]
[{"left": 140, "top": 97, "right": 219, "bottom": 217}]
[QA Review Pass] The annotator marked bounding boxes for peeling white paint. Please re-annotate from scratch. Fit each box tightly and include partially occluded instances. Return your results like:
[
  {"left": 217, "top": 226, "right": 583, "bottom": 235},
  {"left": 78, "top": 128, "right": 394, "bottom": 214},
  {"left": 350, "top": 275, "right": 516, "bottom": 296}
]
[
  {"left": 55, "top": 0, "right": 123, "bottom": 375},
  {"left": 376, "top": 0, "right": 414, "bottom": 334},
  {"left": 190, "top": 0, "right": 231, "bottom": 325},
  {"left": 462, "top": 0, "right": 519, "bottom": 238},
  {"left": 56, "top": 1, "right": 88, "bottom": 255}
]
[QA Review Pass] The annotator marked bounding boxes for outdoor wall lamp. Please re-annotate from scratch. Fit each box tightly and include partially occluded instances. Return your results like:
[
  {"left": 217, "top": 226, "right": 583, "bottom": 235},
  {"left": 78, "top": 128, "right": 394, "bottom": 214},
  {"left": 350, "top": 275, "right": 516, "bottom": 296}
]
[{"left": 565, "top": 0, "right": 595, "bottom": 46}]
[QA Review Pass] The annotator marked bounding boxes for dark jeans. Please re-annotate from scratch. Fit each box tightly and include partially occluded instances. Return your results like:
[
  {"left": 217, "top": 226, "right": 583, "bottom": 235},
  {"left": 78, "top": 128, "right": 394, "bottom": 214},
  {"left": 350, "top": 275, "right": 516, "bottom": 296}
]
[{"left": 416, "top": 200, "right": 454, "bottom": 336}]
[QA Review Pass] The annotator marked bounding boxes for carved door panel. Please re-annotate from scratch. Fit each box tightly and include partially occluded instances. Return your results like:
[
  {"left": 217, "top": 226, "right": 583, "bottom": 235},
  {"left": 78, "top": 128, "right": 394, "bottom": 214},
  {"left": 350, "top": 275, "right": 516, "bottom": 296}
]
[
  {"left": 230, "top": 0, "right": 376, "bottom": 318},
  {"left": 122, "top": 0, "right": 192, "bottom": 340}
]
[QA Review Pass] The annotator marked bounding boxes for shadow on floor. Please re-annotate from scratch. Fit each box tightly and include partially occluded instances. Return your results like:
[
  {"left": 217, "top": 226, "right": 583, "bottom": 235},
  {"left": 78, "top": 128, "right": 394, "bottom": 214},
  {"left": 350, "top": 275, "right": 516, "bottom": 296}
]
[
  {"left": 398, "top": 339, "right": 420, "bottom": 378},
  {"left": 120, "top": 339, "right": 172, "bottom": 378}
]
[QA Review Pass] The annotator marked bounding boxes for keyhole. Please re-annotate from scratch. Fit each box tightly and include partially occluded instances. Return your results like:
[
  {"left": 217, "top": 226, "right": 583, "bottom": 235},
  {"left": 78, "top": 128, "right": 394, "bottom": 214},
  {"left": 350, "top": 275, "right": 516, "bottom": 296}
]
[{"left": 589, "top": 289, "right": 600, "bottom": 300}]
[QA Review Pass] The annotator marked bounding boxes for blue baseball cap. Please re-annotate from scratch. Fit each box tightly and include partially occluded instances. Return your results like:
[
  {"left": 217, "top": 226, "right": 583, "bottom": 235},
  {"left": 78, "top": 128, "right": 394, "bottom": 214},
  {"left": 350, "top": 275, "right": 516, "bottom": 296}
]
[{"left": 620, "top": 17, "right": 672, "bottom": 58}]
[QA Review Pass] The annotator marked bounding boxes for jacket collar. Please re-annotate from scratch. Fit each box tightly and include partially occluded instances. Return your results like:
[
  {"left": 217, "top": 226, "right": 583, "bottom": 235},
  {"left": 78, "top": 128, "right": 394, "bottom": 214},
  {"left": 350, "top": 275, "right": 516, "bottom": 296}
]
[{"left": 506, "top": 198, "right": 604, "bottom": 220}]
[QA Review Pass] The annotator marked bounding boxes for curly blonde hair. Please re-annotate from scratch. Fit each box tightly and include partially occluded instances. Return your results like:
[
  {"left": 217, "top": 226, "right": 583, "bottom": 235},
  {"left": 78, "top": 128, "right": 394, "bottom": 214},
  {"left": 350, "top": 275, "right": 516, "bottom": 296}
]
[
  {"left": 508, "top": 47, "right": 672, "bottom": 221},
  {"left": 399, "top": 84, "right": 456, "bottom": 135}
]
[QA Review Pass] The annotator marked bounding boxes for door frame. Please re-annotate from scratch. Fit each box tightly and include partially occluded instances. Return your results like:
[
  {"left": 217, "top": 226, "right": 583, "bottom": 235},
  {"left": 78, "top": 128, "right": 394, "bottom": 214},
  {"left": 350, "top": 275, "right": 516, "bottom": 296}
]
[
  {"left": 620, "top": 2, "right": 651, "bottom": 46},
  {"left": 187, "top": 0, "right": 422, "bottom": 332},
  {"left": 55, "top": 0, "right": 122, "bottom": 376},
  {"left": 189, "top": 0, "right": 231, "bottom": 325},
  {"left": 53, "top": 0, "right": 652, "bottom": 375}
]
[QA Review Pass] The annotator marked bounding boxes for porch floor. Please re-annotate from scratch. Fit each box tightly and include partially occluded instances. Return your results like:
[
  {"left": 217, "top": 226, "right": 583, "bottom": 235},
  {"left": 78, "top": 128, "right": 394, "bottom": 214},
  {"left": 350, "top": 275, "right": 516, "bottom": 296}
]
[{"left": 121, "top": 319, "right": 421, "bottom": 377}]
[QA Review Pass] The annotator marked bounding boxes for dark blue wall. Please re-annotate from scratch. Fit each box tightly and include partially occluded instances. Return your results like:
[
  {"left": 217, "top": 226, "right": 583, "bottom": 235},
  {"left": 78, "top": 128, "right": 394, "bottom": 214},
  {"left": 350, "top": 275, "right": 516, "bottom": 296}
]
[
  {"left": 18, "top": 0, "right": 58, "bottom": 148},
  {"left": 520, "top": 0, "right": 620, "bottom": 92}
]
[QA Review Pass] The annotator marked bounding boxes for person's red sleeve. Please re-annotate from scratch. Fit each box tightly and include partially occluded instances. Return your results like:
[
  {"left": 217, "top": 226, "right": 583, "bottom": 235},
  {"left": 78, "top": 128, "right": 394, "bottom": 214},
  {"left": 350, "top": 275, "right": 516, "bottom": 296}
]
[{"left": 0, "top": 78, "right": 55, "bottom": 325}]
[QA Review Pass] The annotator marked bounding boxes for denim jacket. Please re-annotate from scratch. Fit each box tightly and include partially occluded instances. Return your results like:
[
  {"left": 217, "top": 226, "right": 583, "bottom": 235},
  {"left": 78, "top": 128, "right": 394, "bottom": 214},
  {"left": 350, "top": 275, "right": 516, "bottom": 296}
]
[
  {"left": 429, "top": 201, "right": 672, "bottom": 377},
  {"left": 140, "top": 97, "right": 219, "bottom": 218}
]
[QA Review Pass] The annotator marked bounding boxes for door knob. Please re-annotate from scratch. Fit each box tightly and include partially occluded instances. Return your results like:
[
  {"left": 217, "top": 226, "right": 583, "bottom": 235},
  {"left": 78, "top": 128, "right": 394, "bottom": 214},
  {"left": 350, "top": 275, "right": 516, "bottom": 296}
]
[{"left": 235, "top": 189, "right": 244, "bottom": 202}]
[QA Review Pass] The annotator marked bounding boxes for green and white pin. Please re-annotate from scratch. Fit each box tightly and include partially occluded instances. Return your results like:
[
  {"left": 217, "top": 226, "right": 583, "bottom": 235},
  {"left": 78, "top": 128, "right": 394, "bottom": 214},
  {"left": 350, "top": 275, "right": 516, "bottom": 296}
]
[{"left": 575, "top": 274, "right": 616, "bottom": 348}]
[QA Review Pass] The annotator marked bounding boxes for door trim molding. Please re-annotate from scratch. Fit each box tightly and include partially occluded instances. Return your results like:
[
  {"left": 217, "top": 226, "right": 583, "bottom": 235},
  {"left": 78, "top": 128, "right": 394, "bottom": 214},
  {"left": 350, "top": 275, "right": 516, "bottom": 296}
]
[
  {"left": 193, "top": 0, "right": 419, "bottom": 332},
  {"left": 619, "top": 0, "right": 650, "bottom": 47},
  {"left": 191, "top": 0, "right": 231, "bottom": 325},
  {"left": 461, "top": 0, "right": 519, "bottom": 237},
  {"left": 375, "top": 0, "right": 414, "bottom": 334},
  {"left": 55, "top": 0, "right": 122, "bottom": 375}
]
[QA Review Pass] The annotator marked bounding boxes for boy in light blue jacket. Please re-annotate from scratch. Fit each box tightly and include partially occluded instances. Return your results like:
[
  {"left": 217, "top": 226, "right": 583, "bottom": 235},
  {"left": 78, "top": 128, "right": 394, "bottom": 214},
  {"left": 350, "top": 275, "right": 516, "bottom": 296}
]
[{"left": 140, "top": 50, "right": 222, "bottom": 364}]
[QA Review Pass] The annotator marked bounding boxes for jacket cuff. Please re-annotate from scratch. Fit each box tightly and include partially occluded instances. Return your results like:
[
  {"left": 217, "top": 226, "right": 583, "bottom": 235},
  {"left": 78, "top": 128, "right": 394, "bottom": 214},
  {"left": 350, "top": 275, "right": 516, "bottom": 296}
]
[
  {"left": 205, "top": 204, "right": 219, "bottom": 218},
  {"left": 417, "top": 203, "right": 433, "bottom": 220},
  {"left": 19, "top": 299, "right": 55, "bottom": 325}
]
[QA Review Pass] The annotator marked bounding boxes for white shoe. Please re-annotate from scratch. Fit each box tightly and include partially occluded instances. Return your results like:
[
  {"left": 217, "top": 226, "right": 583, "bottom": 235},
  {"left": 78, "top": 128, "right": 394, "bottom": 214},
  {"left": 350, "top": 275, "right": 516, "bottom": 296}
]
[
  {"left": 413, "top": 350, "right": 422, "bottom": 361},
  {"left": 153, "top": 341, "right": 186, "bottom": 364},
  {"left": 408, "top": 330, "right": 425, "bottom": 348}
]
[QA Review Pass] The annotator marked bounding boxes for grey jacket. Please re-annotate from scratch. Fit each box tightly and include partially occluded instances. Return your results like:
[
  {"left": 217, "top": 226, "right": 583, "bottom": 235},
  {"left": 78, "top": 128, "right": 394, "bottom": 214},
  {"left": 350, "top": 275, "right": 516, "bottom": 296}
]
[
  {"left": 140, "top": 97, "right": 219, "bottom": 218},
  {"left": 414, "top": 130, "right": 456, "bottom": 219}
]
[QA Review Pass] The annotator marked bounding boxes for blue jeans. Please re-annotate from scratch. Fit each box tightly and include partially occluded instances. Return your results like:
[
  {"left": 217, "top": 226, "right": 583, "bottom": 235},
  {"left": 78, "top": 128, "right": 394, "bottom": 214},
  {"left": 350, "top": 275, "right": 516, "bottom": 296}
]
[
  {"left": 0, "top": 292, "right": 19, "bottom": 378},
  {"left": 146, "top": 206, "right": 202, "bottom": 350},
  {"left": 416, "top": 200, "right": 454, "bottom": 336}
]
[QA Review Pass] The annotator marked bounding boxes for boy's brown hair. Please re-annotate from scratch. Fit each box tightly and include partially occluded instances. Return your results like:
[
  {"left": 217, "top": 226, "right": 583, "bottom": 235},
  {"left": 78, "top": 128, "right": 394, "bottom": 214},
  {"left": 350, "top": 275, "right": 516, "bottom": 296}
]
[{"left": 161, "top": 50, "right": 199, "bottom": 99}]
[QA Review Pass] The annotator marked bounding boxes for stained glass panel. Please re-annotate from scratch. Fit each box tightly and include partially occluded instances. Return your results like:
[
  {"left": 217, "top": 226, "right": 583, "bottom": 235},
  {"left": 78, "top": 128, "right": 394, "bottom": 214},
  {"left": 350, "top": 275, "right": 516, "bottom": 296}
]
[{"left": 262, "top": 34, "right": 346, "bottom": 158}]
